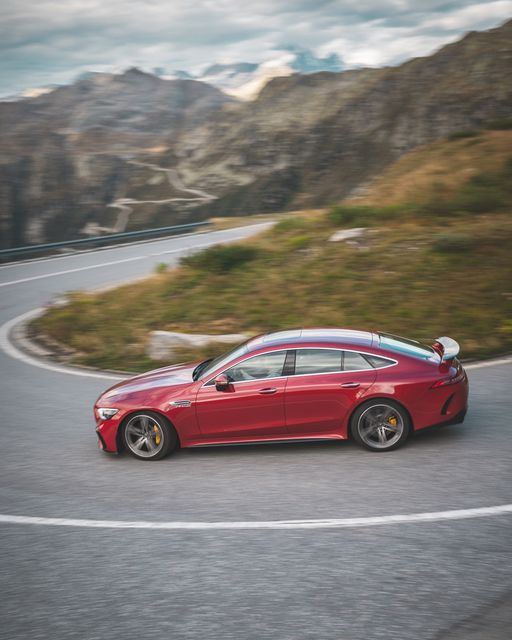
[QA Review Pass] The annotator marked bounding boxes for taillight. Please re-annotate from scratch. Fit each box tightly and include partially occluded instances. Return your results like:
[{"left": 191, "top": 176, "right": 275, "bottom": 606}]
[{"left": 430, "top": 371, "right": 465, "bottom": 388}]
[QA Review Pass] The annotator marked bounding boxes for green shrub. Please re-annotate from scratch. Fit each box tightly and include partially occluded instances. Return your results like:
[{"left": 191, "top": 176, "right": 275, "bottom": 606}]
[
  {"left": 502, "top": 157, "right": 512, "bottom": 182},
  {"left": 329, "top": 204, "right": 407, "bottom": 227},
  {"left": 154, "top": 262, "right": 168, "bottom": 274},
  {"left": 454, "top": 183, "right": 507, "bottom": 214},
  {"left": 448, "top": 130, "right": 480, "bottom": 141},
  {"left": 420, "top": 198, "right": 458, "bottom": 216},
  {"left": 329, "top": 205, "right": 368, "bottom": 226},
  {"left": 287, "top": 234, "right": 310, "bottom": 250},
  {"left": 432, "top": 233, "right": 475, "bottom": 253},
  {"left": 274, "top": 216, "right": 308, "bottom": 233},
  {"left": 485, "top": 118, "right": 512, "bottom": 131},
  {"left": 422, "top": 169, "right": 509, "bottom": 216},
  {"left": 180, "top": 244, "right": 260, "bottom": 273}
]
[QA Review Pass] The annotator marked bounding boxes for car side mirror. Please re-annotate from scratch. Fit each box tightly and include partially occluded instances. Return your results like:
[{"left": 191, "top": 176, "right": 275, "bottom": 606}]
[{"left": 214, "top": 374, "right": 230, "bottom": 391}]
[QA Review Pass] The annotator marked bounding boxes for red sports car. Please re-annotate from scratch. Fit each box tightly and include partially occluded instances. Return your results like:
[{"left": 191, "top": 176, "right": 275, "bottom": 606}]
[{"left": 94, "top": 329, "right": 468, "bottom": 460}]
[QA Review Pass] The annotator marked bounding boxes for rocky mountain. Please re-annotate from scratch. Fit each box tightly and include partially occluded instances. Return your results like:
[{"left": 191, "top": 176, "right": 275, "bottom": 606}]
[
  {"left": 1, "top": 19, "right": 511, "bottom": 249},
  {"left": 0, "top": 69, "right": 231, "bottom": 246}
]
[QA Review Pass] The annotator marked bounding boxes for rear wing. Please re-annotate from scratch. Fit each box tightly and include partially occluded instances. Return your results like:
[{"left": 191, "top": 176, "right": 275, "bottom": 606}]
[{"left": 432, "top": 336, "right": 460, "bottom": 362}]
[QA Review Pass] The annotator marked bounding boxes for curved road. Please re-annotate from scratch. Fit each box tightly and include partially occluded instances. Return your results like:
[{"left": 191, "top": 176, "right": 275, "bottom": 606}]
[{"left": 0, "top": 225, "right": 511, "bottom": 639}]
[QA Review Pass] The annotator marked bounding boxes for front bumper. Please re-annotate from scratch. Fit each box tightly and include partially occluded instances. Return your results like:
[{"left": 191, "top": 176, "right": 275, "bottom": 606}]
[{"left": 95, "top": 416, "right": 122, "bottom": 453}]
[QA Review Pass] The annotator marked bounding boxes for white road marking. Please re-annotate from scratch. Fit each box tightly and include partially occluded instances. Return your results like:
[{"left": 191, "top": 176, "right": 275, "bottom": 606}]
[
  {"left": 0, "top": 231, "right": 207, "bottom": 270},
  {"left": 0, "top": 240, "right": 220, "bottom": 288},
  {"left": 0, "top": 504, "right": 511, "bottom": 530},
  {"left": 0, "top": 308, "right": 127, "bottom": 380},
  {"left": 465, "top": 357, "right": 512, "bottom": 370}
]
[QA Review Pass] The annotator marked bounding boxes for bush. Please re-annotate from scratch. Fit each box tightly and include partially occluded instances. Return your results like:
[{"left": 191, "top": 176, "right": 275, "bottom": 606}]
[
  {"left": 448, "top": 130, "right": 481, "bottom": 141},
  {"left": 328, "top": 204, "right": 406, "bottom": 227},
  {"left": 454, "top": 179, "right": 507, "bottom": 214},
  {"left": 432, "top": 233, "right": 475, "bottom": 253},
  {"left": 420, "top": 198, "right": 458, "bottom": 217},
  {"left": 274, "top": 216, "right": 308, "bottom": 233},
  {"left": 502, "top": 157, "right": 512, "bottom": 182},
  {"left": 180, "top": 244, "right": 260, "bottom": 273},
  {"left": 422, "top": 170, "right": 509, "bottom": 216},
  {"left": 485, "top": 118, "right": 512, "bottom": 131},
  {"left": 329, "top": 205, "right": 369, "bottom": 226},
  {"left": 287, "top": 234, "right": 310, "bottom": 250},
  {"left": 154, "top": 262, "right": 168, "bottom": 274}
]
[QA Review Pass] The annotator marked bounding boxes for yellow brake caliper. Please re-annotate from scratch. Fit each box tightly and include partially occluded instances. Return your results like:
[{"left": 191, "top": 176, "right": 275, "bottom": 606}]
[
  {"left": 153, "top": 424, "right": 161, "bottom": 446},
  {"left": 388, "top": 415, "right": 397, "bottom": 428}
]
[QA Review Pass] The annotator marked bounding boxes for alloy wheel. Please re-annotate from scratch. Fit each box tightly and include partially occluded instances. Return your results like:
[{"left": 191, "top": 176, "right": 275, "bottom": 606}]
[{"left": 357, "top": 404, "right": 405, "bottom": 450}]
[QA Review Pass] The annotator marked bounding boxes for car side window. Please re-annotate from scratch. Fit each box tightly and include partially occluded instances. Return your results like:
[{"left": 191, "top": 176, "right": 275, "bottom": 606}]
[
  {"left": 365, "top": 354, "right": 395, "bottom": 369},
  {"left": 343, "top": 351, "right": 373, "bottom": 371},
  {"left": 225, "top": 351, "right": 287, "bottom": 382},
  {"left": 295, "top": 349, "right": 343, "bottom": 375}
]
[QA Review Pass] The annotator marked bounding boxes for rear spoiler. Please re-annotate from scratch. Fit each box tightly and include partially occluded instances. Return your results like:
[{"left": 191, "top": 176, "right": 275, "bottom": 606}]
[{"left": 432, "top": 336, "right": 460, "bottom": 361}]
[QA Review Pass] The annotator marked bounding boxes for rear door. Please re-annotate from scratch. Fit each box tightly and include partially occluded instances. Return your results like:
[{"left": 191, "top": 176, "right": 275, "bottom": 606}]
[{"left": 284, "top": 349, "right": 377, "bottom": 435}]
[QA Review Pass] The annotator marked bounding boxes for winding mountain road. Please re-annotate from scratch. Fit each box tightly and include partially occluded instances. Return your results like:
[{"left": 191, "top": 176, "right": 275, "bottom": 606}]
[
  {"left": 0, "top": 224, "right": 511, "bottom": 640},
  {"left": 107, "top": 161, "right": 217, "bottom": 233}
]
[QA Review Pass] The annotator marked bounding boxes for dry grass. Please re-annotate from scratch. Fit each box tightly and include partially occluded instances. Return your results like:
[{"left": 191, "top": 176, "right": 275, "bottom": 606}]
[{"left": 353, "top": 130, "right": 512, "bottom": 206}]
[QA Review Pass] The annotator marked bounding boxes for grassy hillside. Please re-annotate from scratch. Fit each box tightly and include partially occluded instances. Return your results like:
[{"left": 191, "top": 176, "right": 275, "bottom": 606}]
[{"left": 35, "top": 131, "right": 512, "bottom": 372}]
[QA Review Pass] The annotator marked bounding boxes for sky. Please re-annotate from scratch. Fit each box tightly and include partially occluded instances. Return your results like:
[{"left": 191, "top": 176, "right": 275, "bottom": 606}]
[{"left": 1, "top": 0, "right": 511, "bottom": 96}]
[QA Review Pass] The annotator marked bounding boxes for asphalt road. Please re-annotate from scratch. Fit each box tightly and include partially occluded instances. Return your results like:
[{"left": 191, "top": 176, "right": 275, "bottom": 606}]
[{"left": 0, "top": 225, "right": 511, "bottom": 640}]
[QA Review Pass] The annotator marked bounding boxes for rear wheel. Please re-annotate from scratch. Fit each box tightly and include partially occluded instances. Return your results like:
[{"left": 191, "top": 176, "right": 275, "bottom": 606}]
[
  {"left": 350, "top": 400, "right": 410, "bottom": 452},
  {"left": 122, "top": 412, "right": 177, "bottom": 461}
]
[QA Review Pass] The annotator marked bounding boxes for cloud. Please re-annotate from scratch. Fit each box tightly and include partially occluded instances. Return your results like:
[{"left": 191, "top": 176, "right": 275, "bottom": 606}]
[{"left": 0, "top": 0, "right": 511, "bottom": 96}]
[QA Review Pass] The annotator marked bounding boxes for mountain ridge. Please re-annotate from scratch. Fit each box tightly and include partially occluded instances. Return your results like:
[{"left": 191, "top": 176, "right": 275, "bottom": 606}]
[{"left": 1, "top": 18, "right": 511, "bottom": 249}]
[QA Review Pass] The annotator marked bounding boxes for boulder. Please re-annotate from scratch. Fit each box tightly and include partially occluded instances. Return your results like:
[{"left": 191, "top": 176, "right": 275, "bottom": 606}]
[
  {"left": 328, "top": 227, "right": 367, "bottom": 242},
  {"left": 147, "top": 330, "right": 248, "bottom": 361}
]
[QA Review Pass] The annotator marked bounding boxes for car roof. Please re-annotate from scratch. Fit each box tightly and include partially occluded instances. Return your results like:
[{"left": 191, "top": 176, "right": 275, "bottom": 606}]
[{"left": 246, "top": 328, "right": 375, "bottom": 352}]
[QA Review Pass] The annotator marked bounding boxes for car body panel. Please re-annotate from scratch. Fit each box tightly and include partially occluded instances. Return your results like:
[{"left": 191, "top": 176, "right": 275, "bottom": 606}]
[
  {"left": 195, "top": 377, "right": 288, "bottom": 438},
  {"left": 284, "top": 369, "right": 377, "bottom": 436}
]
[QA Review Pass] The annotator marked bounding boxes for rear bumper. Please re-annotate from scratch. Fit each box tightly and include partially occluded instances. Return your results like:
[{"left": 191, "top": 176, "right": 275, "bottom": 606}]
[
  {"left": 413, "top": 374, "right": 469, "bottom": 431},
  {"left": 424, "top": 407, "right": 467, "bottom": 430}
]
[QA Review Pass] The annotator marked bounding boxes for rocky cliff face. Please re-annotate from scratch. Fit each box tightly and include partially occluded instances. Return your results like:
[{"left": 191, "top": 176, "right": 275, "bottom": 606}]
[
  {"left": 0, "top": 69, "right": 231, "bottom": 247},
  {"left": 1, "top": 20, "right": 511, "bottom": 249}
]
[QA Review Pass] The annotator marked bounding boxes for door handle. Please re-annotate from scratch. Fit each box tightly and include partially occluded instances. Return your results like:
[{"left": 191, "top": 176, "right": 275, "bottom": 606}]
[
  {"left": 340, "top": 382, "right": 360, "bottom": 388},
  {"left": 259, "top": 387, "right": 277, "bottom": 394}
]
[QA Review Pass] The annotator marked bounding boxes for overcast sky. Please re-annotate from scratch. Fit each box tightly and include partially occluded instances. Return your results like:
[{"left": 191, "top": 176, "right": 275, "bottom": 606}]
[{"left": 1, "top": 0, "right": 511, "bottom": 96}]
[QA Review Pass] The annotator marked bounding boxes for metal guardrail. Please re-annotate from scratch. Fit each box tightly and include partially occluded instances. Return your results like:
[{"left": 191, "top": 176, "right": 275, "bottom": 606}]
[{"left": 0, "top": 221, "right": 211, "bottom": 260}]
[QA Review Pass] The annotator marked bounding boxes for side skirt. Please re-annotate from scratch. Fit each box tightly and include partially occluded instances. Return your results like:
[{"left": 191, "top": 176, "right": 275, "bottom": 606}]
[{"left": 186, "top": 434, "right": 345, "bottom": 448}]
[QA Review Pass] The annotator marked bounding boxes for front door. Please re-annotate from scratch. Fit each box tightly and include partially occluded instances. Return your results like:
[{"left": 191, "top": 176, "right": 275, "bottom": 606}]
[{"left": 195, "top": 350, "right": 288, "bottom": 439}]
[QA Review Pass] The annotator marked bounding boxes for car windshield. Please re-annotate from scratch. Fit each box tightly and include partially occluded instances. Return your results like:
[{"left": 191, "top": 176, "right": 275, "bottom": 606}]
[
  {"left": 379, "top": 332, "right": 437, "bottom": 360},
  {"left": 195, "top": 340, "right": 250, "bottom": 380}
]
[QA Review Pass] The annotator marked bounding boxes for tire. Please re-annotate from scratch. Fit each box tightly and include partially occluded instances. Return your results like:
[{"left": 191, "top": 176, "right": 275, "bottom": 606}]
[
  {"left": 121, "top": 411, "right": 177, "bottom": 461},
  {"left": 350, "top": 399, "right": 410, "bottom": 452}
]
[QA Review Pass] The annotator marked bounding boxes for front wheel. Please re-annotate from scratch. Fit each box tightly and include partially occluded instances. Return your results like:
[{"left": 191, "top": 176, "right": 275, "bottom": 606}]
[
  {"left": 350, "top": 400, "right": 410, "bottom": 452},
  {"left": 122, "top": 412, "right": 177, "bottom": 461}
]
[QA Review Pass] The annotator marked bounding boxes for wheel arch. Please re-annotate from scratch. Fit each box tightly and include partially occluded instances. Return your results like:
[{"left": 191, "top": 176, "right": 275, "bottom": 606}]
[
  {"left": 346, "top": 396, "right": 414, "bottom": 440},
  {"left": 116, "top": 409, "right": 180, "bottom": 453}
]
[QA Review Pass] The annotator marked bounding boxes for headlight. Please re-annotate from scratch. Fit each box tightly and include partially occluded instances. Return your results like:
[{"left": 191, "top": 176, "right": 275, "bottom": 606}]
[{"left": 97, "top": 407, "right": 119, "bottom": 421}]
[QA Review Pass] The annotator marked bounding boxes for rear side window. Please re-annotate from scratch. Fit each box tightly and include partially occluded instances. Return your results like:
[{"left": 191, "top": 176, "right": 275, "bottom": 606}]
[
  {"left": 343, "top": 351, "right": 373, "bottom": 371},
  {"left": 365, "top": 354, "right": 395, "bottom": 369},
  {"left": 295, "top": 349, "right": 342, "bottom": 375}
]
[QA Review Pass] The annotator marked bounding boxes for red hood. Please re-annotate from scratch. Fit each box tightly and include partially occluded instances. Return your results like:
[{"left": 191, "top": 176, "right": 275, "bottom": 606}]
[{"left": 98, "top": 361, "right": 199, "bottom": 402}]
